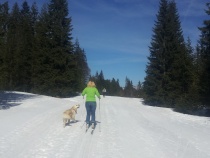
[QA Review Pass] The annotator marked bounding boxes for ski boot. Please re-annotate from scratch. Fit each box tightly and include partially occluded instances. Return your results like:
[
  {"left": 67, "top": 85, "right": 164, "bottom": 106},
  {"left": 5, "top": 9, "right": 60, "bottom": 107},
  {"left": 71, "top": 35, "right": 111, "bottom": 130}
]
[{"left": 91, "top": 123, "right": 95, "bottom": 129}]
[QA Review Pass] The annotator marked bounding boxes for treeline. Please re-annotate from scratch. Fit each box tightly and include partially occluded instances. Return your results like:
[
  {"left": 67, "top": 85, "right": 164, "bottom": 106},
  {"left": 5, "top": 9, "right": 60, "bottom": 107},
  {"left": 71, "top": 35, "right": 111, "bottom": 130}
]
[
  {"left": 0, "top": 1, "right": 90, "bottom": 97},
  {"left": 0, "top": 0, "right": 142, "bottom": 98},
  {"left": 89, "top": 70, "right": 144, "bottom": 98},
  {"left": 143, "top": 0, "right": 210, "bottom": 115}
]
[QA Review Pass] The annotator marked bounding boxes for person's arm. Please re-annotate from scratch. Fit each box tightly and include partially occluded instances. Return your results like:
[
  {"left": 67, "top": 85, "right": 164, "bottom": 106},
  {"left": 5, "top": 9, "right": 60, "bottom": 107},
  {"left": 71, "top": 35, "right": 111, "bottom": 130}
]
[{"left": 82, "top": 88, "right": 86, "bottom": 96}]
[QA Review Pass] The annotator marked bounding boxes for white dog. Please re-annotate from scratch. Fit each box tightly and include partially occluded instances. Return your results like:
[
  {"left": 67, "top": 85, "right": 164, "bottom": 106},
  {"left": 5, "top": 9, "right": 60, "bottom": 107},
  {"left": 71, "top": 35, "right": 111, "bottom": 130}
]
[{"left": 63, "top": 104, "right": 80, "bottom": 128}]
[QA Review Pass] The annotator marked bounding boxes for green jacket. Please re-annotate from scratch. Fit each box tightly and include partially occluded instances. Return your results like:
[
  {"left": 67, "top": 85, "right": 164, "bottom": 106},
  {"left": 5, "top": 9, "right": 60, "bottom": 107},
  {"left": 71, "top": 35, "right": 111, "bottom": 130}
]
[{"left": 82, "top": 87, "right": 101, "bottom": 102}]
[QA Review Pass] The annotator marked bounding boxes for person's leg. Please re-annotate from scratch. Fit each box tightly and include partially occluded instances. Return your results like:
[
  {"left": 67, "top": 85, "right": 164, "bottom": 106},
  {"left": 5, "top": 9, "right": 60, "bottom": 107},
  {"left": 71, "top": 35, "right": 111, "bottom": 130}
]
[
  {"left": 90, "top": 102, "right": 96, "bottom": 127},
  {"left": 85, "top": 102, "right": 91, "bottom": 125}
]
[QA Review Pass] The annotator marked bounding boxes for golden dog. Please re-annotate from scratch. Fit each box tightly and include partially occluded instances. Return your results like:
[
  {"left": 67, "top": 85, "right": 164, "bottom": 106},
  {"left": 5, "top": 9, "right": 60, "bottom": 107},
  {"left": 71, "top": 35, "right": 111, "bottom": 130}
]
[{"left": 63, "top": 104, "right": 80, "bottom": 128}]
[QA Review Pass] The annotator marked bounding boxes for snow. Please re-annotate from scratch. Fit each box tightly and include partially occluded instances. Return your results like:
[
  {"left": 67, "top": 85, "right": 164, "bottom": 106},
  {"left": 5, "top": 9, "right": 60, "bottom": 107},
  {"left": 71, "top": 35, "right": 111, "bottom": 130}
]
[{"left": 0, "top": 91, "right": 210, "bottom": 158}]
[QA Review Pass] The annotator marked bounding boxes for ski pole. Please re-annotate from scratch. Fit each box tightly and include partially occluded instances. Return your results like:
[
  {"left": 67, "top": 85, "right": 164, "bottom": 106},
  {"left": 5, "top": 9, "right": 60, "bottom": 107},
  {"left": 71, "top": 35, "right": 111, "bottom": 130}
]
[
  {"left": 81, "top": 96, "right": 85, "bottom": 117},
  {"left": 99, "top": 99, "right": 101, "bottom": 132},
  {"left": 80, "top": 96, "right": 86, "bottom": 129}
]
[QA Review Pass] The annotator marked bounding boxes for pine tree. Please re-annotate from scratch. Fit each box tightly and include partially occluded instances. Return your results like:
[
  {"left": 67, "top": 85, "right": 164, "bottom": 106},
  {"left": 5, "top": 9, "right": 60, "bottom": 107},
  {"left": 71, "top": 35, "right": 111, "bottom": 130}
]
[
  {"left": 167, "top": 1, "right": 194, "bottom": 111},
  {"left": 137, "top": 81, "right": 144, "bottom": 98},
  {"left": 97, "top": 70, "right": 105, "bottom": 91},
  {"left": 73, "top": 39, "right": 90, "bottom": 91},
  {"left": 144, "top": 0, "right": 194, "bottom": 111},
  {"left": 16, "top": 1, "right": 34, "bottom": 91},
  {"left": 32, "top": 4, "right": 52, "bottom": 94},
  {"left": 184, "top": 37, "right": 200, "bottom": 108},
  {"left": 109, "top": 78, "right": 123, "bottom": 96},
  {"left": 124, "top": 77, "right": 135, "bottom": 97},
  {"left": 6, "top": 2, "right": 22, "bottom": 90},
  {"left": 47, "top": 0, "right": 76, "bottom": 96},
  {"left": 33, "top": 0, "right": 75, "bottom": 97},
  {"left": 143, "top": 0, "right": 169, "bottom": 106},
  {"left": 30, "top": 2, "right": 38, "bottom": 91},
  {"left": 30, "top": 2, "right": 38, "bottom": 34},
  {"left": 0, "top": 2, "right": 9, "bottom": 90},
  {"left": 3, "top": 2, "right": 35, "bottom": 91},
  {"left": 197, "top": 3, "right": 210, "bottom": 107}
]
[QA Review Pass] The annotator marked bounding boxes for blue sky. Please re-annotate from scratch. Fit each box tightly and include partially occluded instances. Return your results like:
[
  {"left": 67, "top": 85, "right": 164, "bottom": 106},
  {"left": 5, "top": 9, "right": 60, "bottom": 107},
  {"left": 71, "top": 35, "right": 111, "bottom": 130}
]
[{"left": 6, "top": 0, "right": 209, "bottom": 87}]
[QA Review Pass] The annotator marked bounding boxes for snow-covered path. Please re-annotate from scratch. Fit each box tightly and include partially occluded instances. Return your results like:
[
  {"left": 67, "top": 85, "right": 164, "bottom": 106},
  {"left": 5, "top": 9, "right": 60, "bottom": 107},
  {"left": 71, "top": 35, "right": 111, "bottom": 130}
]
[{"left": 0, "top": 92, "right": 210, "bottom": 158}]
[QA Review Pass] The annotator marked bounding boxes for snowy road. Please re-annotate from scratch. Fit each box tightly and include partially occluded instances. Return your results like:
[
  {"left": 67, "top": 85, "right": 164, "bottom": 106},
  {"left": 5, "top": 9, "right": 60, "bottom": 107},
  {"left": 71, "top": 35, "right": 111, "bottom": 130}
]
[{"left": 0, "top": 92, "right": 210, "bottom": 158}]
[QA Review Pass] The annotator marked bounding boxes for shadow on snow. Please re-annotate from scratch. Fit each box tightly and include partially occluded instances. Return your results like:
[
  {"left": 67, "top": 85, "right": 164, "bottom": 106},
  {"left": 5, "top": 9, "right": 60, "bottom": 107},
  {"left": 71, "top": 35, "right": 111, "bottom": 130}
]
[{"left": 0, "top": 91, "right": 36, "bottom": 110}]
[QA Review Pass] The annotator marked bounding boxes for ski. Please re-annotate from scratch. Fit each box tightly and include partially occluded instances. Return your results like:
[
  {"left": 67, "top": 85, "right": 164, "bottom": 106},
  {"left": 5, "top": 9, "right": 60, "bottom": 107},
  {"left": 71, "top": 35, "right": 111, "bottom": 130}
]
[
  {"left": 85, "top": 123, "right": 95, "bottom": 134},
  {"left": 91, "top": 123, "right": 95, "bottom": 134},
  {"left": 91, "top": 128, "right": 95, "bottom": 134},
  {"left": 85, "top": 124, "right": 90, "bottom": 132}
]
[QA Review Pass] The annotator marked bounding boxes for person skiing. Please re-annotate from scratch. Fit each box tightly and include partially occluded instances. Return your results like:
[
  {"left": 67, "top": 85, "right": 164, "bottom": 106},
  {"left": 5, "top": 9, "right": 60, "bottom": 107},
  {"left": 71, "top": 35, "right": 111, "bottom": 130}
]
[
  {"left": 82, "top": 81, "right": 101, "bottom": 129},
  {"left": 102, "top": 88, "right": 106, "bottom": 97}
]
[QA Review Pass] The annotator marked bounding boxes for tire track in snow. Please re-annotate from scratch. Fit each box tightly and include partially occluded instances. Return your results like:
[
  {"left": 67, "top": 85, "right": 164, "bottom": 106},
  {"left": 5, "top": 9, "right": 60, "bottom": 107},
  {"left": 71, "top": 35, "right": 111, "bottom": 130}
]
[
  {"left": 68, "top": 97, "right": 121, "bottom": 158},
  {"left": 19, "top": 96, "right": 94, "bottom": 158},
  {"left": 70, "top": 98, "right": 99, "bottom": 158},
  {"left": 86, "top": 97, "right": 123, "bottom": 158}
]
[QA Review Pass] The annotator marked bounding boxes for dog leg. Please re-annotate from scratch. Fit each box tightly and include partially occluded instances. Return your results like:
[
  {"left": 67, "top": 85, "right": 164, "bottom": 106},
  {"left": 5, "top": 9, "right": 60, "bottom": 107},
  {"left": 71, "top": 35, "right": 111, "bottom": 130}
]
[{"left": 63, "top": 118, "right": 66, "bottom": 128}]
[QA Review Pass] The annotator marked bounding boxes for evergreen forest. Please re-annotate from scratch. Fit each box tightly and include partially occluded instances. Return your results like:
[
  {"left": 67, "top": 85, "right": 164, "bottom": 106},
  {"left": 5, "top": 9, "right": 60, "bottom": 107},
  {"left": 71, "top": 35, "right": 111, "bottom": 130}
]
[
  {"left": 144, "top": 0, "right": 210, "bottom": 115},
  {"left": 0, "top": 0, "right": 90, "bottom": 97}
]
